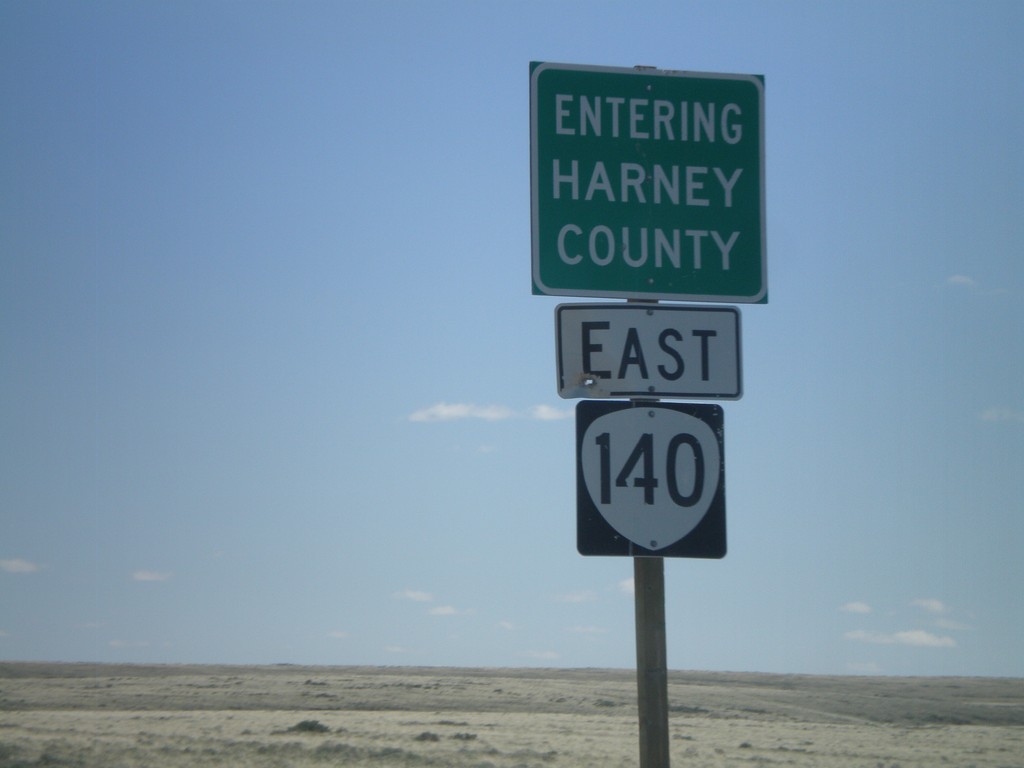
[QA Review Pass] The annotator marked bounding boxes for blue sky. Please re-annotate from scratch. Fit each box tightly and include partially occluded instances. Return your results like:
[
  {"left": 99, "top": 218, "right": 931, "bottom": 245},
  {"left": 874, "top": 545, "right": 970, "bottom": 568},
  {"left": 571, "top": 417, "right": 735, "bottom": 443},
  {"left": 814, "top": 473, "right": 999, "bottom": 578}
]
[{"left": 2, "top": 1, "right": 1022, "bottom": 677}]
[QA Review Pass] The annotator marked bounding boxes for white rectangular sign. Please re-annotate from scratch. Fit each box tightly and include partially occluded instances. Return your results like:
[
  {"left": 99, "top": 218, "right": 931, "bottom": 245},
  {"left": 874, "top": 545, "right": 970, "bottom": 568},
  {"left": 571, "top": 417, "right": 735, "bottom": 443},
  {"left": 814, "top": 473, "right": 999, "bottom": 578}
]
[{"left": 556, "top": 304, "right": 741, "bottom": 400}]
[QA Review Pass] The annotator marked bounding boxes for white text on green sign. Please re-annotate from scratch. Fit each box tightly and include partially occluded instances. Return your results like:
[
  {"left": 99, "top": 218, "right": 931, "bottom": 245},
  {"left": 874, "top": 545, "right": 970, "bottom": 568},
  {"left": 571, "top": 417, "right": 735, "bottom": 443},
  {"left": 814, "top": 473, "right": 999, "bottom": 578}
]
[{"left": 531, "top": 63, "right": 766, "bottom": 303}]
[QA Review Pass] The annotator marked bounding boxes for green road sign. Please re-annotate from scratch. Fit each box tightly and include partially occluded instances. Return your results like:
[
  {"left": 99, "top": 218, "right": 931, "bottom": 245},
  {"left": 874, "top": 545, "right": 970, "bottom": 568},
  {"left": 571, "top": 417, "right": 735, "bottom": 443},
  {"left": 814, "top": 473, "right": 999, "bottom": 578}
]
[{"left": 531, "top": 62, "right": 766, "bottom": 303}]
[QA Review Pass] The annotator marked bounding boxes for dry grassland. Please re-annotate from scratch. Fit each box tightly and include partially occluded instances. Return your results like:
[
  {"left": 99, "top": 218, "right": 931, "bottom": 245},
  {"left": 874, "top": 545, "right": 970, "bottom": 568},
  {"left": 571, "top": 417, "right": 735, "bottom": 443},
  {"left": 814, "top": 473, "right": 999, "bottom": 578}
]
[{"left": 1, "top": 663, "right": 1022, "bottom": 767}]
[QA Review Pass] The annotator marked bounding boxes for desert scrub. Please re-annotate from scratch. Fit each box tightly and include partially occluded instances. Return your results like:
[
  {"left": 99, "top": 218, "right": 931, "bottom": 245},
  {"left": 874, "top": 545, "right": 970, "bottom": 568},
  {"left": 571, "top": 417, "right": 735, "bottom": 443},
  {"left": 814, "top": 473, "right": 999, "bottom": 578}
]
[{"left": 286, "top": 719, "right": 331, "bottom": 733}]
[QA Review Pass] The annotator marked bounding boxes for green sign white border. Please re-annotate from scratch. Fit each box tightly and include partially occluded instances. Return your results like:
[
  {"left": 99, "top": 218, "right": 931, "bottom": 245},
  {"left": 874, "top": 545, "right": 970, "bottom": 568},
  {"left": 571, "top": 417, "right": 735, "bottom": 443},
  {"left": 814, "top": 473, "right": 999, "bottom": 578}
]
[{"left": 530, "top": 62, "right": 767, "bottom": 303}]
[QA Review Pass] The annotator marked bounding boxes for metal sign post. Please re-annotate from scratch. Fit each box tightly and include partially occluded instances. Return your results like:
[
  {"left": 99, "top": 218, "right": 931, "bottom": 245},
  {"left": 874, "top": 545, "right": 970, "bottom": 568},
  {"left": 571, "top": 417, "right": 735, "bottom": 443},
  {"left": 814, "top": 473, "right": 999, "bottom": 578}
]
[
  {"left": 532, "top": 60, "right": 766, "bottom": 768},
  {"left": 634, "top": 556, "right": 670, "bottom": 768}
]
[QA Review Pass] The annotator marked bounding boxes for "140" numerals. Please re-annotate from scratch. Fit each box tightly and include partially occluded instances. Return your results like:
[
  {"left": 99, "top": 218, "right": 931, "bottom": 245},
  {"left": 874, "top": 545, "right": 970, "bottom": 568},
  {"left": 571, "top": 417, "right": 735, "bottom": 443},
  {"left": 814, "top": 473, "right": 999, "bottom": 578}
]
[{"left": 594, "top": 431, "right": 705, "bottom": 507}]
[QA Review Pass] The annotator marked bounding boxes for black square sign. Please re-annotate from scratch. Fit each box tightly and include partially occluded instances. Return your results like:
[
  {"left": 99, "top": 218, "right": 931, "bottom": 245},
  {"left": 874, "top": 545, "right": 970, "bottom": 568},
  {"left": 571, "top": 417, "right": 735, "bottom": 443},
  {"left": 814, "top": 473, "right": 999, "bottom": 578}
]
[{"left": 576, "top": 401, "right": 726, "bottom": 558}]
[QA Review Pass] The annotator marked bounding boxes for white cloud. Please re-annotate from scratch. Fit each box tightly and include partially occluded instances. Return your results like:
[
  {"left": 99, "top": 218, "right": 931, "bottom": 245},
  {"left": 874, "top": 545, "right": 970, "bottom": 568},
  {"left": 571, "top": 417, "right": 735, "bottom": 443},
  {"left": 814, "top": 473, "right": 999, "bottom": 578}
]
[
  {"left": 840, "top": 601, "right": 872, "bottom": 614},
  {"left": 911, "top": 600, "right": 971, "bottom": 631},
  {"left": 384, "top": 645, "right": 410, "bottom": 654},
  {"left": 893, "top": 630, "right": 957, "bottom": 648},
  {"left": 845, "top": 629, "right": 956, "bottom": 648},
  {"left": 394, "top": 590, "right": 465, "bottom": 615},
  {"left": 553, "top": 590, "right": 597, "bottom": 603},
  {"left": 109, "top": 639, "right": 151, "bottom": 648},
  {"left": 0, "top": 629, "right": 10, "bottom": 638},
  {"left": 428, "top": 605, "right": 460, "bottom": 616},
  {"left": 567, "top": 625, "right": 607, "bottom": 635},
  {"left": 327, "top": 630, "right": 350, "bottom": 639},
  {"left": 393, "top": 589, "right": 433, "bottom": 602},
  {"left": 946, "top": 274, "right": 976, "bottom": 287},
  {"left": 1, "top": 558, "right": 41, "bottom": 574},
  {"left": 911, "top": 598, "right": 948, "bottom": 614},
  {"left": 618, "top": 578, "right": 635, "bottom": 595},
  {"left": 409, "top": 403, "right": 516, "bottom": 422},
  {"left": 527, "top": 404, "right": 573, "bottom": 421},
  {"left": 497, "top": 620, "right": 515, "bottom": 631},
  {"left": 409, "top": 402, "right": 572, "bottom": 423},
  {"left": 980, "top": 407, "right": 1024, "bottom": 424},
  {"left": 132, "top": 570, "right": 171, "bottom": 582}
]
